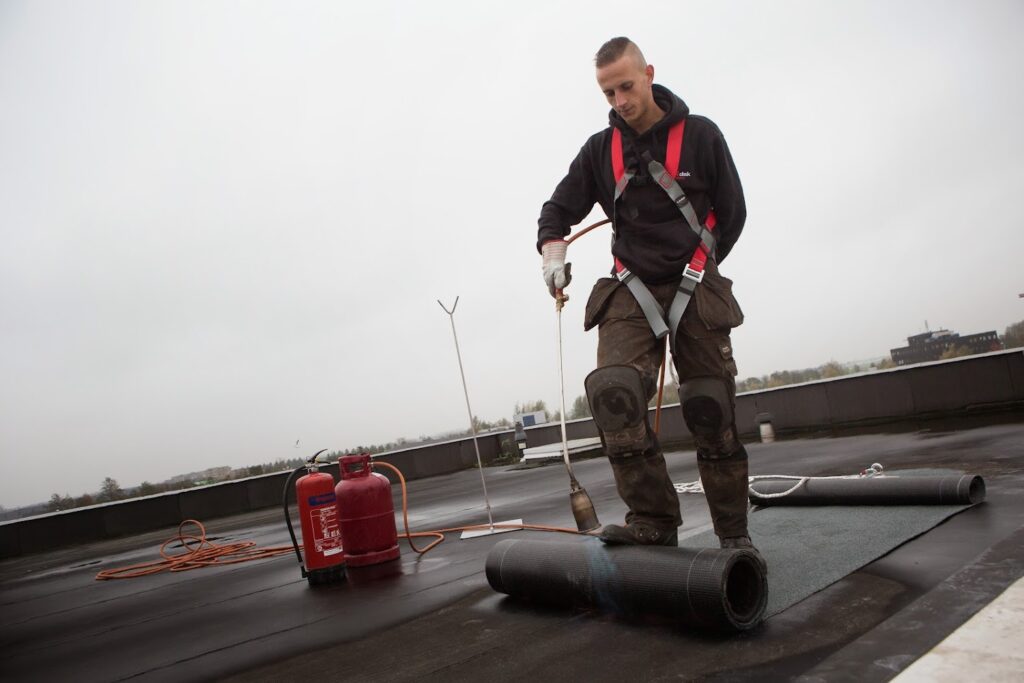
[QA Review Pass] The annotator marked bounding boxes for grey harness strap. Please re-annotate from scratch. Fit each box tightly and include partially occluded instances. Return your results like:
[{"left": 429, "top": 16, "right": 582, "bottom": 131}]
[
  {"left": 611, "top": 151, "right": 717, "bottom": 352},
  {"left": 642, "top": 152, "right": 718, "bottom": 349},
  {"left": 616, "top": 266, "right": 671, "bottom": 340},
  {"left": 611, "top": 167, "right": 670, "bottom": 338},
  {"left": 611, "top": 170, "right": 670, "bottom": 339},
  {"left": 643, "top": 153, "right": 718, "bottom": 257}
]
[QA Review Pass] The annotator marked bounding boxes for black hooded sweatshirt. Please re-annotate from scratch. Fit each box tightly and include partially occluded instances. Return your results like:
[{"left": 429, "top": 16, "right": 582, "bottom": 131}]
[{"left": 537, "top": 84, "right": 746, "bottom": 284}]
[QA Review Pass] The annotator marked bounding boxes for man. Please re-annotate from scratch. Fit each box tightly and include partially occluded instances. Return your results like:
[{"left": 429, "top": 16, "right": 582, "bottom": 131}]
[{"left": 537, "top": 37, "right": 756, "bottom": 556}]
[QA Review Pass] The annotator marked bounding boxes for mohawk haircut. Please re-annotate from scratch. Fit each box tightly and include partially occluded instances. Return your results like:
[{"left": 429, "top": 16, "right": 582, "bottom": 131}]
[{"left": 594, "top": 37, "right": 648, "bottom": 69}]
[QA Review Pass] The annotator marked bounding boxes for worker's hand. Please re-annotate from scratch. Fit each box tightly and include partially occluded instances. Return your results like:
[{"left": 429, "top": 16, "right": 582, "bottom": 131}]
[{"left": 541, "top": 239, "right": 572, "bottom": 298}]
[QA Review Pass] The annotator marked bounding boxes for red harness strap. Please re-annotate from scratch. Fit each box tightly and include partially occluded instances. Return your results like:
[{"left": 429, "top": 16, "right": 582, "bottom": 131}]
[
  {"left": 611, "top": 122, "right": 683, "bottom": 178},
  {"left": 664, "top": 119, "right": 684, "bottom": 178},
  {"left": 611, "top": 127, "right": 625, "bottom": 184}
]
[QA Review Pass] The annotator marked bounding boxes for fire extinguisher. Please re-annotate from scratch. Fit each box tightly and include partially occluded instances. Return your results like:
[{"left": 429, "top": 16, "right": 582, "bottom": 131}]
[
  {"left": 283, "top": 450, "right": 347, "bottom": 586},
  {"left": 335, "top": 454, "right": 401, "bottom": 567}
]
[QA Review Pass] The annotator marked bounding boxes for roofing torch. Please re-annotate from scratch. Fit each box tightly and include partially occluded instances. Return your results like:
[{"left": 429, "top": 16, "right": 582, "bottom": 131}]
[{"left": 552, "top": 218, "right": 610, "bottom": 533}]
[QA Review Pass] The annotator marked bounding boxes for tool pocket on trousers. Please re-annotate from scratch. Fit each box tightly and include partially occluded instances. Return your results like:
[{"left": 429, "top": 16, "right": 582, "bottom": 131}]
[
  {"left": 718, "top": 339, "right": 739, "bottom": 377},
  {"left": 584, "top": 277, "right": 621, "bottom": 331},
  {"left": 689, "top": 269, "right": 744, "bottom": 337}
]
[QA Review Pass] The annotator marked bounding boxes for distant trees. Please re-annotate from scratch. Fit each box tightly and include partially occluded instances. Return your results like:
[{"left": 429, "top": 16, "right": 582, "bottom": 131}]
[
  {"left": 97, "top": 477, "right": 125, "bottom": 502},
  {"left": 47, "top": 493, "right": 75, "bottom": 512},
  {"left": 514, "top": 400, "right": 548, "bottom": 416},
  {"left": 820, "top": 361, "right": 845, "bottom": 379},
  {"left": 44, "top": 477, "right": 145, "bottom": 515},
  {"left": 472, "top": 415, "right": 511, "bottom": 433},
  {"left": 1004, "top": 320, "right": 1024, "bottom": 349},
  {"left": 44, "top": 483, "right": 125, "bottom": 514},
  {"left": 137, "top": 481, "right": 160, "bottom": 496},
  {"left": 736, "top": 358, "right": 892, "bottom": 393},
  {"left": 569, "top": 395, "right": 591, "bottom": 419}
]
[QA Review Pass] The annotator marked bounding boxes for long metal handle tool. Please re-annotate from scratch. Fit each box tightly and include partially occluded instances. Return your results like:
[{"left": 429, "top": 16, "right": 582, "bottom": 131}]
[
  {"left": 438, "top": 297, "right": 494, "bottom": 532},
  {"left": 555, "top": 293, "right": 575, "bottom": 481},
  {"left": 555, "top": 290, "right": 600, "bottom": 532}
]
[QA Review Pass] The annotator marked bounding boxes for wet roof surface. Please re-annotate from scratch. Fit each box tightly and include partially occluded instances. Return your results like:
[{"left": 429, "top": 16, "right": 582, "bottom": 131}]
[{"left": 3, "top": 424, "right": 1023, "bottom": 681}]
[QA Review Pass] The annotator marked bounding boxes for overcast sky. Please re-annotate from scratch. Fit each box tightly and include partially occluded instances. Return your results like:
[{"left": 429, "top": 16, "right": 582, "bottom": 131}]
[{"left": 2, "top": 1, "right": 1022, "bottom": 508}]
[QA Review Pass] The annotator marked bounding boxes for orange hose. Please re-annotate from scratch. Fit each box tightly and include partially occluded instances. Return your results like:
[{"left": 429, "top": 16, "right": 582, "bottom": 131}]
[
  {"left": 95, "top": 519, "right": 294, "bottom": 580},
  {"left": 565, "top": 218, "right": 610, "bottom": 245},
  {"left": 371, "top": 460, "right": 446, "bottom": 554},
  {"left": 371, "top": 461, "right": 582, "bottom": 557}
]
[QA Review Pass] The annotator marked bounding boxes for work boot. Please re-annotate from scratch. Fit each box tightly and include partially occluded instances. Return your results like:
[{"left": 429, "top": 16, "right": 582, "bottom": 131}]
[
  {"left": 696, "top": 445, "right": 750, "bottom": 540},
  {"left": 599, "top": 521, "right": 678, "bottom": 546},
  {"left": 721, "top": 535, "right": 768, "bottom": 576}
]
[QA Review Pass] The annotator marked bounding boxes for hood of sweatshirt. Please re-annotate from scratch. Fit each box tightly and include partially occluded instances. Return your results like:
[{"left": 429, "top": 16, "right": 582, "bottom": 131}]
[
  {"left": 607, "top": 84, "right": 690, "bottom": 181},
  {"left": 608, "top": 84, "right": 690, "bottom": 139}
]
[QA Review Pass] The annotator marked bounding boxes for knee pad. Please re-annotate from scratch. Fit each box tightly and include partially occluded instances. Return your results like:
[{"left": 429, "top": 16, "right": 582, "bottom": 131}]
[
  {"left": 585, "top": 365, "right": 653, "bottom": 456},
  {"left": 679, "top": 377, "right": 739, "bottom": 458},
  {"left": 679, "top": 377, "right": 733, "bottom": 435}
]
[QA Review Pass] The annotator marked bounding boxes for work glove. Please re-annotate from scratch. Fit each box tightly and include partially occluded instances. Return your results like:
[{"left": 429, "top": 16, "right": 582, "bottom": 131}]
[{"left": 541, "top": 239, "right": 572, "bottom": 298}]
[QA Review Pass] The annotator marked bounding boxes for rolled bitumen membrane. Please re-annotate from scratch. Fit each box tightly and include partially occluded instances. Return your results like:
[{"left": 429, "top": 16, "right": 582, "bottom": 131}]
[
  {"left": 485, "top": 538, "right": 767, "bottom": 631},
  {"left": 748, "top": 474, "right": 985, "bottom": 507}
]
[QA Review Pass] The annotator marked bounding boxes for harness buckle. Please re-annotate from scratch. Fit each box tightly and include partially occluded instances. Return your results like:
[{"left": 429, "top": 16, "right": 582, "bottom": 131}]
[{"left": 682, "top": 264, "right": 705, "bottom": 284}]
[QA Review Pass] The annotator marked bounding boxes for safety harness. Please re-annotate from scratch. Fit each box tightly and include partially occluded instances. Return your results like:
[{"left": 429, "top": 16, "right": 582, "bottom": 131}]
[{"left": 611, "top": 119, "right": 717, "bottom": 351}]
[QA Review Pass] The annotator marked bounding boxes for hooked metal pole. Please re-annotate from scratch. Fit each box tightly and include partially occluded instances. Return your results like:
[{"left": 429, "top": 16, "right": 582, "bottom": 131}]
[{"left": 438, "top": 297, "right": 495, "bottom": 531}]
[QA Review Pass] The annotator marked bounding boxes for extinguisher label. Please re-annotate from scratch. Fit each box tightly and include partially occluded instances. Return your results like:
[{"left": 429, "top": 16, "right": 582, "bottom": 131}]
[
  {"left": 309, "top": 505, "right": 342, "bottom": 554},
  {"left": 307, "top": 492, "right": 336, "bottom": 507}
]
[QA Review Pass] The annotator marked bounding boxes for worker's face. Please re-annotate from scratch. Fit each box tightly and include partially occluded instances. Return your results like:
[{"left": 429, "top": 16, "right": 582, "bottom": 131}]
[{"left": 596, "top": 54, "right": 655, "bottom": 128}]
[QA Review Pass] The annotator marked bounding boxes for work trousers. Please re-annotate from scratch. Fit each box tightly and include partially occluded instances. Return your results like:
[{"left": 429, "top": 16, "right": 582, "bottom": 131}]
[{"left": 583, "top": 258, "right": 750, "bottom": 539}]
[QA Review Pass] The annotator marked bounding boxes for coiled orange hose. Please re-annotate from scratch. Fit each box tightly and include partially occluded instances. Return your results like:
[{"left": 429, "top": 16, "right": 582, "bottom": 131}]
[{"left": 95, "top": 519, "right": 293, "bottom": 580}]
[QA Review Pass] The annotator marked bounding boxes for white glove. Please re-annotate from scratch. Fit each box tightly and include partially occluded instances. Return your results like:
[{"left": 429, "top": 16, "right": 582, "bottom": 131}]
[{"left": 541, "top": 239, "right": 572, "bottom": 298}]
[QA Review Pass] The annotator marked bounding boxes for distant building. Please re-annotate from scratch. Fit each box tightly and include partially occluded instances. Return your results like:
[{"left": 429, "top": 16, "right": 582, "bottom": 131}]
[
  {"left": 890, "top": 329, "right": 1002, "bottom": 366},
  {"left": 514, "top": 410, "right": 548, "bottom": 427}
]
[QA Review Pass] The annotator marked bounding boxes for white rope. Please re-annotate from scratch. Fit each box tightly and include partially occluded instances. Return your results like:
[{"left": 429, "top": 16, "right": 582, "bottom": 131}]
[
  {"left": 674, "top": 463, "right": 886, "bottom": 499},
  {"left": 744, "top": 475, "right": 811, "bottom": 500}
]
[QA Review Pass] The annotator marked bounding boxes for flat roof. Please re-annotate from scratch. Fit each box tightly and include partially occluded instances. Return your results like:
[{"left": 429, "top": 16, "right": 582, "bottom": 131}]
[{"left": 3, "top": 423, "right": 1023, "bottom": 681}]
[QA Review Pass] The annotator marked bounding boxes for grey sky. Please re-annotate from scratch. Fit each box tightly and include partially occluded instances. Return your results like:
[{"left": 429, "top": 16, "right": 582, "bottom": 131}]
[{"left": 2, "top": 1, "right": 1022, "bottom": 508}]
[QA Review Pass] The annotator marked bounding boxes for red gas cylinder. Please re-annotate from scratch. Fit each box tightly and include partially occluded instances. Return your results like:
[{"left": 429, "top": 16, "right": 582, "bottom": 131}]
[
  {"left": 335, "top": 454, "right": 400, "bottom": 566},
  {"left": 295, "top": 465, "right": 346, "bottom": 584}
]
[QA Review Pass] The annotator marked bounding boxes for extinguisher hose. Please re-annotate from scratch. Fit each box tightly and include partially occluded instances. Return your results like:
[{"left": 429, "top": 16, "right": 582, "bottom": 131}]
[{"left": 282, "top": 465, "right": 307, "bottom": 569}]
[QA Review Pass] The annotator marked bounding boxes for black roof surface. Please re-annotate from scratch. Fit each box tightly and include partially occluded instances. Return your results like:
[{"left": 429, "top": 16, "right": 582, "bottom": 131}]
[{"left": 3, "top": 423, "right": 1023, "bottom": 682}]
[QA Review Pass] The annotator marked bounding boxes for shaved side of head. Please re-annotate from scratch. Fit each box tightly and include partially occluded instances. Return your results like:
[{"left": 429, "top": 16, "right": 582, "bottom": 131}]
[{"left": 594, "top": 37, "right": 647, "bottom": 69}]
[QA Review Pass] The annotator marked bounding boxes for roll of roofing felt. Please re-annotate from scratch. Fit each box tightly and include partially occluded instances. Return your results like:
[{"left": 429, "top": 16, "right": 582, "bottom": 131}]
[
  {"left": 485, "top": 539, "right": 767, "bottom": 631},
  {"left": 749, "top": 474, "right": 985, "bottom": 507}
]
